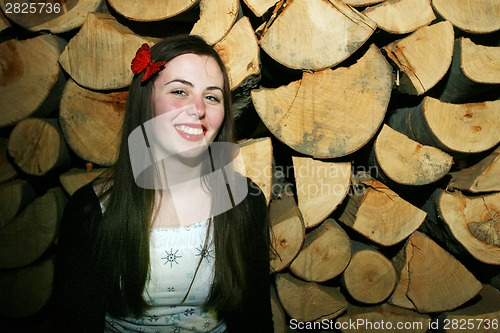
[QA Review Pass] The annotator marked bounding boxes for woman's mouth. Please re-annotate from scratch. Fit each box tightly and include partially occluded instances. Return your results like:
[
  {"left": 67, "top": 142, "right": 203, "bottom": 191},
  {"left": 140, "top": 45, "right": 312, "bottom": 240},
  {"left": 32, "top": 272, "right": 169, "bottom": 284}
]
[{"left": 174, "top": 124, "right": 207, "bottom": 141}]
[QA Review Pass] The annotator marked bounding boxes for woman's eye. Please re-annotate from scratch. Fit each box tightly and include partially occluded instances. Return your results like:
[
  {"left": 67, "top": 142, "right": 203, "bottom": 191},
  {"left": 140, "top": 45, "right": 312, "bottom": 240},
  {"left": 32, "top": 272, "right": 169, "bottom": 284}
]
[
  {"left": 205, "top": 95, "right": 221, "bottom": 103},
  {"left": 171, "top": 89, "right": 186, "bottom": 96}
]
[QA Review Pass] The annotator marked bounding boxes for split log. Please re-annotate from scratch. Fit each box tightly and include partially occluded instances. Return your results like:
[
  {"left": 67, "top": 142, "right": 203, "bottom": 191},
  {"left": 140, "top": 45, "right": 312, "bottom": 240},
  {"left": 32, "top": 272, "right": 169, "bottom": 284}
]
[
  {"left": 363, "top": 0, "right": 435, "bottom": 34},
  {"left": 0, "top": 257, "right": 54, "bottom": 318},
  {"left": 382, "top": 21, "right": 454, "bottom": 95},
  {"left": 0, "top": 34, "right": 65, "bottom": 127},
  {"left": 275, "top": 272, "right": 347, "bottom": 322},
  {"left": 107, "top": 0, "right": 199, "bottom": 22},
  {"left": 8, "top": 118, "right": 71, "bottom": 176},
  {"left": 448, "top": 145, "right": 500, "bottom": 193},
  {"left": 341, "top": 241, "right": 397, "bottom": 304},
  {"left": 0, "top": 138, "right": 17, "bottom": 185},
  {"left": 0, "top": 179, "right": 35, "bottom": 228},
  {"left": 338, "top": 176, "right": 426, "bottom": 246},
  {"left": 461, "top": 38, "right": 500, "bottom": 85},
  {"left": 214, "top": 16, "right": 261, "bottom": 117},
  {"left": 235, "top": 137, "right": 273, "bottom": 204},
  {"left": 252, "top": 44, "right": 392, "bottom": 158},
  {"left": 59, "top": 79, "right": 126, "bottom": 166},
  {"left": 435, "top": 284, "right": 500, "bottom": 333},
  {"left": 59, "top": 167, "right": 107, "bottom": 196},
  {"left": 369, "top": 124, "right": 453, "bottom": 187},
  {"left": 270, "top": 285, "right": 287, "bottom": 333},
  {"left": 421, "top": 189, "right": 500, "bottom": 265},
  {"left": 191, "top": 0, "right": 239, "bottom": 45},
  {"left": 289, "top": 219, "right": 351, "bottom": 282},
  {"left": 337, "top": 303, "right": 431, "bottom": 333},
  {"left": 258, "top": 0, "right": 376, "bottom": 70},
  {"left": 389, "top": 231, "right": 482, "bottom": 313},
  {"left": 269, "top": 190, "right": 305, "bottom": 272},
  {"left": 0, "top": 187, "right": 67, "bottom": 269},
  {"left": 58, "top": 13, "right": 157, "bottom": 90},
  {"left": 0, "top": 0, "right": 103, "bottom": 33},
  {"left": 292, "top": 157, "right": 351, "bottom": 228},
  {"left": 242, "top": 0, "right": 279, "bottom": 17},
  {"left": 431, "top": 0, "right": 500, "bottom": 34}
]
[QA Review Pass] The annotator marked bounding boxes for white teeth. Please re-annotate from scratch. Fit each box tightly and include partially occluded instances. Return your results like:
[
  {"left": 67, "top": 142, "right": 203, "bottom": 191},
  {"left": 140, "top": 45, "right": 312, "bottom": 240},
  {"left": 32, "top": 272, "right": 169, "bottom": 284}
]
[{"left": 176, "top": 125, "right": 203, "bottom": 135}]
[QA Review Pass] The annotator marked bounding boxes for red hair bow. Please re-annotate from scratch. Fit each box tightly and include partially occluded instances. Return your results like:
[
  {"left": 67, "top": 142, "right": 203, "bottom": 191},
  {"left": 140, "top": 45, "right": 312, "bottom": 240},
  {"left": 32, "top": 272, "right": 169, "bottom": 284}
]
[{"left": 131, "top": 43, "right": 166, "bottom": 83}]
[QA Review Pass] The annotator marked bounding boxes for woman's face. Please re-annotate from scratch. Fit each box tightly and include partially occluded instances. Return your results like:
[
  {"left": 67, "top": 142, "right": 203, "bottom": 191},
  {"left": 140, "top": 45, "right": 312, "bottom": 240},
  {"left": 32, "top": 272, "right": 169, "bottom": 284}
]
[{"left": 150, "top": 53, "right": 225, "bottom": 161}]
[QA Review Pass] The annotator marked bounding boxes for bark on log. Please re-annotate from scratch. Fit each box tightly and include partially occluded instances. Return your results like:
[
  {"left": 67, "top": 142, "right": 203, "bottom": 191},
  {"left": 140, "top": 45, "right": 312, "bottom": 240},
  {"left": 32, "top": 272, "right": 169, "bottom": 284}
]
[
  {"left": 270, "top": 285, "right": 287, "bottom": 333},
  {"left": 258, "top": 0, "right": 376, "bottom": 70},
  {"left": 293, "top": 157, "right": 351, "bottom": 228},
  {"left": 269, "top": 190, "right": 305, "bottom": 272},
  {"left": 369, "top": 124, "right": 453, "bottom": 186},
  {"left": 382, "top": 21, "right": 454, "bottom": 95},
  {"left": 59, "top": 79, "right": 126, "bottom": 166},
  {"left": 0, "top": 257, "right": 54, "bottom": 318},
  {"left": 341, "top": 240, "right": 397, "bottom": 304},
  {"left": 0, "top": 187, "right": 66, "bottom": 269},
  {"left": 252, "top": 44, "right": 392, "bottom": 158},
  {"left": 0, "top": 138, "right": 17, "bottom": 185},
  {"left": 345, "top": 0, "right": 386, "bottom": 6},
  {"left": 190, "top": 0, "right": 239, "bottom": 45},
  {"left": 0, "top": 7, "right": 10, "bottom": 32},
  {"left": 235, "top": 137, "right": 273, "bottom": 204},
  {"left": 389, "top": 231, "right": 482, "bottom": 313},
  {"left": 435, "top": 284, "right": 500, "bottom": 333},
  {"left": 289, "top": 219, "right": 351, "bottom": 282},
  {"left": 275, "top": 272, "right": 347, "bottom": 322},
  {"left": 59, "top": 167, "right": 107, "bottom": 196},
  {"left": 107, "top": 0, "right": 199, "bottom": 22},
  {"left": 431, "top": 0, "right": 500, "bottom": 34},
  {"left": 0, "top": 0, "right": 103, "bottom": 33},
  {"left": 0, "top": 179, "right": 35, "bottom": 228},
  {"left": 363, "top": 0, "right": 435, "bottom": 34},
  {"left": 421, "top": 189, "right": 500, "bottom": 265},
  {"left": 8, "top": 118, "right": 70, "bottom": 176},
  {"left": 0, "top": 34, "right": 66, "bottom": 127},
  {"left": 337, "top": 303, "right": 431, "bottom": 333},
  {"left": 58, "top": 13, "right": 157, "bottom": 90},
  {"left": 338, "top": 176, "right": 426, "bottom": 246},
  {"left": 387, "top": 97, "right": 500, "bottom": 156},
  {"left": 242, "top": 0, "right": 278, "bottom": 17}
]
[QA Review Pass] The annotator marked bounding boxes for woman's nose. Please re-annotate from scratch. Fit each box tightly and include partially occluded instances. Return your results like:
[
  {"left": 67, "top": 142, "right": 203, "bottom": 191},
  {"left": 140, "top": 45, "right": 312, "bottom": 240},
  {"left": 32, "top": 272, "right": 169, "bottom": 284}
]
[{"left": 188, "top": 98, "right": 206, "bottom": 118}]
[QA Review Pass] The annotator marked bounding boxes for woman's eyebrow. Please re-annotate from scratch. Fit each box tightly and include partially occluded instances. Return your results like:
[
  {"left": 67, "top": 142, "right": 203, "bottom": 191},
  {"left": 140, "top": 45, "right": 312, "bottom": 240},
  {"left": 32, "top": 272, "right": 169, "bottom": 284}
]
[{"left": 165, "top": 79, "right": 192, "bottom": 87}]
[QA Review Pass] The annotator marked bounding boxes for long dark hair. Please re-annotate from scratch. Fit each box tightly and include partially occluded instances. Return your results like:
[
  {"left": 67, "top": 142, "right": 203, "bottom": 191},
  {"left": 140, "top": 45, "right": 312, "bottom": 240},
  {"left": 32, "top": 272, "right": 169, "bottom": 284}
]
[{"left": 94, "top": 35, "right": 268, "bottom": 318}]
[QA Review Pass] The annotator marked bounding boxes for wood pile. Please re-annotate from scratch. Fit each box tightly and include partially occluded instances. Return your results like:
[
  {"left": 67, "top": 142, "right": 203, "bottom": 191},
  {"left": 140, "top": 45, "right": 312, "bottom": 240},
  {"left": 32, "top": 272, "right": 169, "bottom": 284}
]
[{"left": 1, "top": 0, "right": 499, "bottom": 331}]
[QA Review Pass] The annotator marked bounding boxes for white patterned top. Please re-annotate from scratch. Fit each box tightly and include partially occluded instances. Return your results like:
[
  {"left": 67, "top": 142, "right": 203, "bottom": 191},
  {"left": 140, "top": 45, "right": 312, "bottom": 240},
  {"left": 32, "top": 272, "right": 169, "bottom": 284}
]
[{"left": 104, "top": 219, "right": 226, "bottom": 333}]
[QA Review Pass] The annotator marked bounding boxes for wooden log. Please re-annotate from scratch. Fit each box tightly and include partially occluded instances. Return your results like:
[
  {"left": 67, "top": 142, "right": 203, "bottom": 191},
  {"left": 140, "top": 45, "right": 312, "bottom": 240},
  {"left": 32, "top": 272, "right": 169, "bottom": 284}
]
[
  {"left": 345, "top": 0, "right": 386, "bottom": 6},
  {"left": 270, "top": 285, "right": 287, "bottom": 333},
  {"left": 431, "top": 0, "right": 500, "bottom": 34},
  {"left": 369, "top": 124, "right": 453, "bottom": 186},
  {"left": 289, "top": 219, "right": 351, "bottom": 282},
  {"left": 251, "top": 44, "right": 392, "bottom": 158},
  {"left": 382, "top": 20, "right": 454, "bottom": 95},
  {"left": 387, "top": 97, "right": 500, "bottom": 156},
  {"left": 8, "top": 118, "right": 71, "bottom": 176},
  {"left": 0, "top": 6, "right": 10, "bottom": 32},
  {"left": 0, "top": 138, "right": 17, "bottom": 185},
  {"left": 58, "top": 13, "right": 157, "bottom": 90},
  {"left": 275, "top": 272, "right": 347, "bottom": 322},
  {"left": 337, "top": 303, "right": 431, "bottom": 333},
  {"left": 292, "top": 157, "right": 351, "bottom": 228},
  {"left": 0, "top": 0, "right": 103, "bottom": 33},
  {"left": 59, "top": 79, "right": 126, "bottom": 166},
  {"left": 190, "top": 0, "right": 239, "bottom": 45},
  {"left": 448, "top": 145, "right": 500, "bottom": 193},
  {"left": 338, "top": 176, "right": 426, "bottom": 246},
  {"left": 0, "top": 187, "right": 67, "bottom": 269},
  {"left": 269, "top": 190, "right": 305, "bottom": 272},
  {"left": 0, "top": 34, "right": 65, "bottom": 127},
  {"left": 435, "top": 284, "right": 500, "bottom": 333},
  {"left": 0, "top": 179, "right": 35, "bottom": 228},
  {"left": 242, "top": 0, "right": 279, "bottom": 17},
  {"left": 341, "top": 241, "right": 397, "bottom": 304},
  {"left": 0, "top": 257, "right": 54, "bottom": 318},
  {"left": 461, "top": 37, "right": 500, "bottom": 85},
  {"left": 107, "top": 0, "right": 199, "bottom": 22},
  {"left": 389, "top": 231, "right": 482, "bottom": 313},
  {"left": 421, "top": 189, "right": 500, "bottom": 265},
  {"left": 258, "top": 0, "right": 376, "bottom": 70},
  {"left": 59, "top": 167, "right": 107, "bottom": 196},
  {"left": 363, "top": 0, "right": 435, "bottom": 34}
]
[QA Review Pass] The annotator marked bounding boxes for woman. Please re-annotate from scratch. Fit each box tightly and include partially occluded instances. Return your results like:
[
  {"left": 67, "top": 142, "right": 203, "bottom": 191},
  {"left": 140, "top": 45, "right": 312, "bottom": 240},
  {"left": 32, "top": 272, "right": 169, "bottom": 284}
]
[{"left": 52, "top": 35, "right": 273, "bottom": 332}]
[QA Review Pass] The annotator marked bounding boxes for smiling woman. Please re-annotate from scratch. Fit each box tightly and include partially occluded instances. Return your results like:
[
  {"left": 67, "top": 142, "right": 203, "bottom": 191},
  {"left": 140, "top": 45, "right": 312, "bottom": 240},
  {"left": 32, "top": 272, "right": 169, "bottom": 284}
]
[{"left": 51, "top": 35, "right": 274, "bottom": 333}]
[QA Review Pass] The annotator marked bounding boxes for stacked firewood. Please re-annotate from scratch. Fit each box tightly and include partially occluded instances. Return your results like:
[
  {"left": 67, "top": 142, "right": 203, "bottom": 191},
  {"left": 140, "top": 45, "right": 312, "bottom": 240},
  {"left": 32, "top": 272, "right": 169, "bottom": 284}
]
[{"left": 1, "top": 0, "right": 499, "bottom": 332}]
